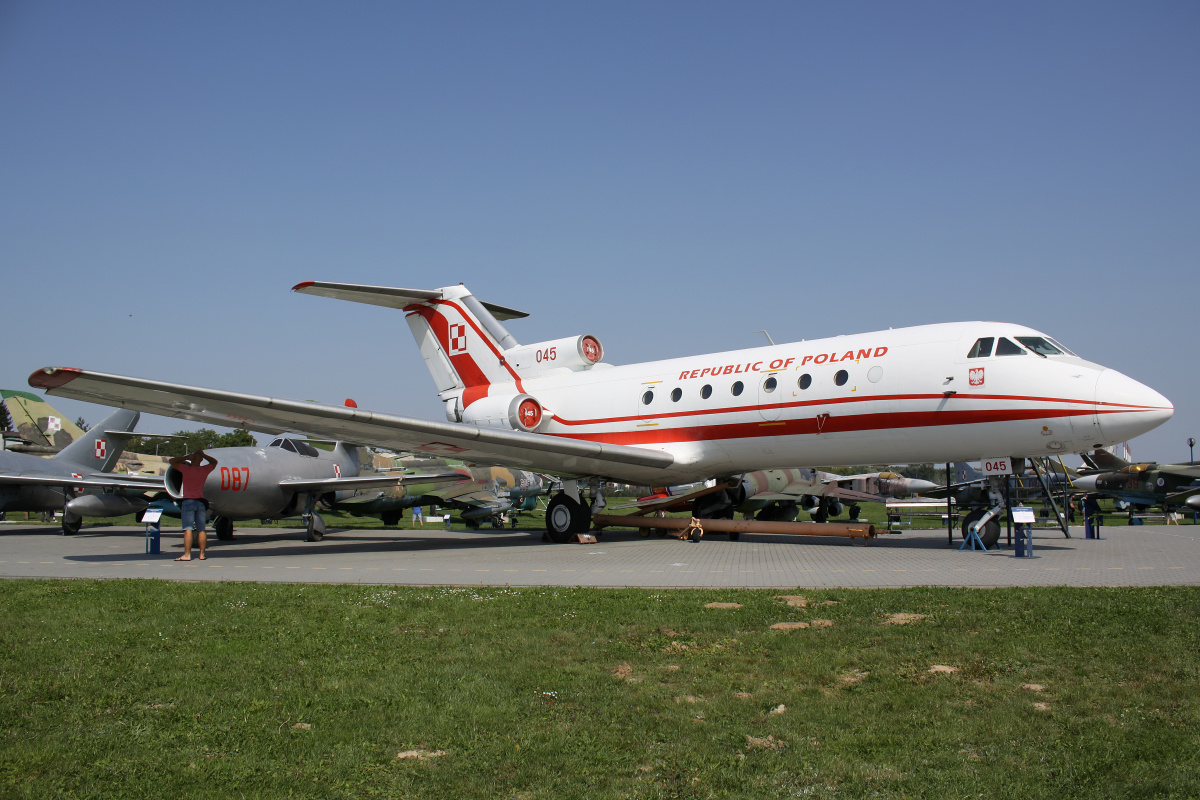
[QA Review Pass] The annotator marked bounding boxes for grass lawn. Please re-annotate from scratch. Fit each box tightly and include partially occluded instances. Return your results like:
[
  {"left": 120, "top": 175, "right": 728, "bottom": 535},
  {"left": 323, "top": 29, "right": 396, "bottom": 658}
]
[{"left": 2, "top": 581, "right": 1198, "bottom": 798}]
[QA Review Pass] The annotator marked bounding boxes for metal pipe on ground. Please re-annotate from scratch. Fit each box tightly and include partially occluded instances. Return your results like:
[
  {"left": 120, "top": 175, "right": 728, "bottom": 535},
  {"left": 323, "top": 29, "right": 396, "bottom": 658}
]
[{"left": 590, "top": 514, "right": 875, "bottom": 545}]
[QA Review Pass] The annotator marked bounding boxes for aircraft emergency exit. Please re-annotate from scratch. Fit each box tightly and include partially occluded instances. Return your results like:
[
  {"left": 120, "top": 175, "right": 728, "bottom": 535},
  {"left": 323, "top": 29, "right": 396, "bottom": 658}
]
[{"left": 29, "top": 280, "right": 1172, "bottom": 542}]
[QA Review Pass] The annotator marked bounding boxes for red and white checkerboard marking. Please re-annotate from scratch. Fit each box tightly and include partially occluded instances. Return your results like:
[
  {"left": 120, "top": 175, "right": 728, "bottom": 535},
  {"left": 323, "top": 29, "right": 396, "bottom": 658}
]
[
  {"left": 449, "top": 323, "right": 467, "bottom": 354},
  {"left": 95, "top": 440, "right": 107, "bottom": 459},
  {"left": 333, "top": 464, "right": 341, "bottom": 478}
]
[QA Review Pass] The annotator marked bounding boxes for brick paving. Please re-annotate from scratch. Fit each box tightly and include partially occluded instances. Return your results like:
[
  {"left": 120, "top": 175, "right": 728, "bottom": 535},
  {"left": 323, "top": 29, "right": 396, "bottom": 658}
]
[{"left": 2, "top": 520, "right": 1197, "bottom": 588}]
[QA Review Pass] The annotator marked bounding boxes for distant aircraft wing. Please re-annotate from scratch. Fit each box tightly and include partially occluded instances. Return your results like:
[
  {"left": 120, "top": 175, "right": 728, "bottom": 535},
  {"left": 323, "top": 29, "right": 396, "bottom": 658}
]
[
  {"left": 278, "top": 472, "right": 463, "bottom": 493},
  {"left": 29, "top": 368, "right": 675, "bottom": 480},
  {"left": 0, "top": 472, "right": 164, "bottom": 491}
]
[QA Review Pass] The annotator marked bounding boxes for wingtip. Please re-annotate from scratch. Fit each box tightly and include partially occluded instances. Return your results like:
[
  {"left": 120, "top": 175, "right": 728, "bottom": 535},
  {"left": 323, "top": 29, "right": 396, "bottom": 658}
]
[
  {"left": 28, "top": 367, "right": 82, "bottom": 390},
  {"left": 292, "top": 280, "right": 315, "bottom": 292}
]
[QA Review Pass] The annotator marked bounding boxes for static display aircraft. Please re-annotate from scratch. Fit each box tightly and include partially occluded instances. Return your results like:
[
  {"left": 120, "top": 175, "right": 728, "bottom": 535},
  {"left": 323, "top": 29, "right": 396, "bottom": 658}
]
[
  {"left": 1072, "top": 451, "right": 1200, "bottom": 512},
  {"left": 29, "top": 280, "right": 1172, "bottom": 543},
  {"left": 2, "top": 389, "right": 87, "bottom": 454},
  {"left": 338, "top": 452, "right": 548, "bottom": 528},
  {"left": 0, "top": 408, "right": 158, "bottom": 533},
  {"left": 629, "top": 467, "right": 935, "bottom": 526},
  {"left": 158, "top": 436, "right": 460, "bottom": 541}
]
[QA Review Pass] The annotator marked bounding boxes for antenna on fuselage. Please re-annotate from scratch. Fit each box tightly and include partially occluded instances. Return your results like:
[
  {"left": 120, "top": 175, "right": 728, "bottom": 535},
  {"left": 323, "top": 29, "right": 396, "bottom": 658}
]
[{"left": 755, "top": 330, "right": 776, "bottom": 346}]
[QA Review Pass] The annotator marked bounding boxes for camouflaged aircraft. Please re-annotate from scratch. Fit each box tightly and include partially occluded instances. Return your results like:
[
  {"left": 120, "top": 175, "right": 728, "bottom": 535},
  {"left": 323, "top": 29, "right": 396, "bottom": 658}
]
[
  {"left": 1, "top": 389, "right": 87, "bottom": 454},
  {"left": 1072, "top": 449, "right": 1200, "bottom": 512},
  {"left": 0, "top": 407, "right": 160, "bottom": 533},
  {"left": 334, "top": 451, "right": 549, "bottom": 528}
]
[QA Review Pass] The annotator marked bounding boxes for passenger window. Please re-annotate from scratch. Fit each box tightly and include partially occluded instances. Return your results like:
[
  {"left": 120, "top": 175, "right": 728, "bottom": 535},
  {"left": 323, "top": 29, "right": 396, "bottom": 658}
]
[
  {"left": 995, "top": 338, "right": 1026, "bottom": 356},
  {"left": 641, "top": 390, "right": 654, "bottom": 405},
  {"left": 1016, "top": 336, "right": 1063, "bottom": 356},
  {"left": 834, "top": 370, "right": 848, "bottom": 386},
  {"left": 763, "top": 376, "right": 778, "bottom": 393},
  {"left": 967, "top": 337, "right": 994, "bottom": 358},
  {"left": 670, "top": 388, "right": 682, "bottom": 402},
  {"left": 798, "top": 373, "right": 812, "bottom": 390},
  {"left": 731, "top": 381, "right": 744, "bottom": 396},
  {"left": 700, "top": 384, "right": 712, "bottom": 399}
]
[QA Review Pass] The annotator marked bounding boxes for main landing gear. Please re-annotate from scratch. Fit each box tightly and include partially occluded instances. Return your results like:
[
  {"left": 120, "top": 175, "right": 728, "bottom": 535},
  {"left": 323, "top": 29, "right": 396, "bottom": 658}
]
[
  {"left": 213, "top": 516, "right": 235, "bottom": 541},
  {"left": 546, "top": 492, "right": 592, "bottom": 543}
]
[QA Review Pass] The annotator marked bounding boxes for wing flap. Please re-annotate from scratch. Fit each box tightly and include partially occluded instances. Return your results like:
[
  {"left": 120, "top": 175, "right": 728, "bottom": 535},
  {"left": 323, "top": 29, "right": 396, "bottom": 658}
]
[{"left": 278, "top": 471, "right": 463, "bottom": 493}]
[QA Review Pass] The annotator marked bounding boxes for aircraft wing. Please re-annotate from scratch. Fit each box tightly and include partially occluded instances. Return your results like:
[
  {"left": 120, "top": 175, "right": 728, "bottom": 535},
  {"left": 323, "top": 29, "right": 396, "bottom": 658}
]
[
  {"left": 0, "top": 472, "right": 164, "bottom": 491},
  {"left": 30, "top": 367, "right": 675, "bottom": 481},
  {"left": 278, "top": 472, "right": 463, "bottom": 493}
]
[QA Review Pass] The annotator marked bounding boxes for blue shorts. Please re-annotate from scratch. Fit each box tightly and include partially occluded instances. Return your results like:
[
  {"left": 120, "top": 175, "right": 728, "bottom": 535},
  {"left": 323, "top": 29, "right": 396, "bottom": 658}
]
[{"left": 181, "top": 498, "right": 208, "bottom": 532}]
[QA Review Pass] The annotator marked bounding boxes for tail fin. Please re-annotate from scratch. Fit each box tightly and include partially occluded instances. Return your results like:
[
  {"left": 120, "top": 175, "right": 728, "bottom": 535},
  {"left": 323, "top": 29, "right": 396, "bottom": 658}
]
[
  {"left": 953, "top": 462, "right": 984, "bottom": 482},
  {"left": 2, "top": 389, "right": 86, "bottom": 452},
  {"left": 293, "top": 281, "right": 607, "bottom": 426},
  {"left": 1081, "top": 448, "right": 1133, "bottom": 471},
  {"left": 52, "top": 408, "right": 140, "bottom": 472},
  {"left": 294, "top": 282, "right": 527, "bottom": 400}
]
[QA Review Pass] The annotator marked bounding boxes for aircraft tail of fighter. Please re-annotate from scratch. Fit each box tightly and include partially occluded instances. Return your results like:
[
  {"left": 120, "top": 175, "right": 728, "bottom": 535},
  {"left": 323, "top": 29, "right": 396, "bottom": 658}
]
[
  {"left": 2, "top": 390, "right": 87, "bottom": 454},
  {"left": 52, "top": 408, "right": 141, "bottom": 472},
  {"left": 292, "top": 281, "right": 606, "bottom": 429}
]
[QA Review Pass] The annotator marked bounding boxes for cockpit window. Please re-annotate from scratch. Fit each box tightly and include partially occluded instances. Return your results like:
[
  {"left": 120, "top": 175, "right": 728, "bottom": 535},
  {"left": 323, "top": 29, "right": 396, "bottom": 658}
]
[
  {"left": 273, "top": 438, "right": 319, "bottom": 456},
  {"left": 1016, "top": 336, "right": 1065, "bottom": 357},
  {"left": 967, "top": 337, "right": 994, "bottom": 358},
  {"left": 995, "top": 337, "right": 1027, "bottom": 356},
  {"left": 296, "top": 441, "right": 319, "bottom": 457},
  {"left": 1046, "top": 337, "right": 1077, "bottom": 357},
  {"left": 269, "top": 438, "right": 283, "bottom": 448},
  {"left": 280, "top": 439, "right": 299, "bottom": 453}
]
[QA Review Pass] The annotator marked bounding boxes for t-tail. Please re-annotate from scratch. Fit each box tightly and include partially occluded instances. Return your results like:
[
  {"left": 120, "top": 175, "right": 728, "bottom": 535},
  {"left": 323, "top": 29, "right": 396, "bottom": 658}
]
[
  {"left": 51, "top": 408, "right": 140, "bottom": 472},
  {"left": 293, "top": 281, "right": 607, "bottom": 429}
]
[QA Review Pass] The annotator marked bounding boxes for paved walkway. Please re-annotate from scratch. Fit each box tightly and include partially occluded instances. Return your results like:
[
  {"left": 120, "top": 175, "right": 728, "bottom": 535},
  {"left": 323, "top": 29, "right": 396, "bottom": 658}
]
[{"left": 2, "top": 521, "right": 1197, "bottom": 588}]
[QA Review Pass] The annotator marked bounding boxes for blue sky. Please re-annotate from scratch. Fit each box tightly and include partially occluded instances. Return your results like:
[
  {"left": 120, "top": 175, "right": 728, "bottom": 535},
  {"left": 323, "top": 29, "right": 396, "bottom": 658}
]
[{"left": 3, "top": 1, "right": 1196, "bottom": 463}]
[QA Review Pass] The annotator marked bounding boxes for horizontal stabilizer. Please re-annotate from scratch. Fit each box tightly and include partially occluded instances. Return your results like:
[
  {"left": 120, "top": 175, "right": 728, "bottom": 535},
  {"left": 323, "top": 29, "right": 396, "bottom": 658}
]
[{"left": 292, "top": 281, "right": 529, "bottom": 320}]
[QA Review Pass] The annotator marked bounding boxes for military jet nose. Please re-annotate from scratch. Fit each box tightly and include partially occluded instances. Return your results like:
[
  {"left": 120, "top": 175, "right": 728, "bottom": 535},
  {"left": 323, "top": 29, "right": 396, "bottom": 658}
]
[
  {"left": 1094, "top": 369, "right": 1173, "bottom": 444},
  {"left": 1071, "top": 474, "right": 1100, "bottom": 492},
  {"left": 908, "top": 479, "right": 940, "bottom": 494}
]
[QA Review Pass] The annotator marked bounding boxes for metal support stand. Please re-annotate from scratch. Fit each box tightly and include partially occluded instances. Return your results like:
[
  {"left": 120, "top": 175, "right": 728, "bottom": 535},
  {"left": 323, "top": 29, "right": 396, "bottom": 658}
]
[
  {"left": 945, "top": 463, "right": 953, "bottom": 547},
  {"left": 958, "top": 527, "right": 990, "bottom": 551}
]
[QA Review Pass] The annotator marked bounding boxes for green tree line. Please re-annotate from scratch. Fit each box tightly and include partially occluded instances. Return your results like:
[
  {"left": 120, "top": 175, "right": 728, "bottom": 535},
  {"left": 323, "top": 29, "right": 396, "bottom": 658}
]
[{"left": 124, "top": 428, "right": 257, "bottom": 458}]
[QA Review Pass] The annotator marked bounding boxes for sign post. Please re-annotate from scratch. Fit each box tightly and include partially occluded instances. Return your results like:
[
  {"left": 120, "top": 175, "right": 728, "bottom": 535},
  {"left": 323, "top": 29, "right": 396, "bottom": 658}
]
[{"left": 143, "top": 508, "right": 162, "bottom": 555}]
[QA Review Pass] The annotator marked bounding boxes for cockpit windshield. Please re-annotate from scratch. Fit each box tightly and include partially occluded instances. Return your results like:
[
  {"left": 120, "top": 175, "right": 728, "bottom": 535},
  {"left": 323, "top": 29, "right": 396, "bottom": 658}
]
[
  {"left": 268, "top": 438, "right": 319, "bottom": 457},
  {"left": 1015, "top": 336, "right": 1068, "bottom": 357},
  {"left": 967, "top": 337, "right": 994, "bottom": 358},
  {"left": 994, "top": 337, "right": 1027, "bottom": 356}
]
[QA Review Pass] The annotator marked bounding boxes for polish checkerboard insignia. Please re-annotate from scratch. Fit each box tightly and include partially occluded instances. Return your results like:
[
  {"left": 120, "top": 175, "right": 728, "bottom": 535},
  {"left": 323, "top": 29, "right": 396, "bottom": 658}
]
[
  {"left": 333, "top": 464, "right": 341, "bottom": 478},
  {"left": 449, "top": 323, "right": 468, "bottom": 354},
  {"left": 95, "top": 440, "right": 107, "bottom": 459}
]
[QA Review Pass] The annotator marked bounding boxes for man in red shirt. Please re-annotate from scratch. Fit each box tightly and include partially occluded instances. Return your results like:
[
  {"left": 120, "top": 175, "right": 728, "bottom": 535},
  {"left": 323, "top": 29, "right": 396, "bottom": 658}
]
[{"left": 170, "top": 450, "right": 219, "bottom": 561}]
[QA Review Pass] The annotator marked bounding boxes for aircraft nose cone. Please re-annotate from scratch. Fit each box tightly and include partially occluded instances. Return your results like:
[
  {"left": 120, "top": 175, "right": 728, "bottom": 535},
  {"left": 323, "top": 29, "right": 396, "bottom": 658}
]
[
  {"left": 1094, "top": 369, "right": 1173, "bottom": 444},
  {"left": 909, "top": 479, "right": 939, "bottom": 494},
  {"left": 1071, "top": 474, "right": 1099, "bottom": 492}
]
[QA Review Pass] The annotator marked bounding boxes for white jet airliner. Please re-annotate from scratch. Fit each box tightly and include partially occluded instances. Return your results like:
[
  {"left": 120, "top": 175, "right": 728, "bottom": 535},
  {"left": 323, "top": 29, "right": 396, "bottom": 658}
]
[{"left": 29, "top": 281, "right": 1171, "bottom": 541}]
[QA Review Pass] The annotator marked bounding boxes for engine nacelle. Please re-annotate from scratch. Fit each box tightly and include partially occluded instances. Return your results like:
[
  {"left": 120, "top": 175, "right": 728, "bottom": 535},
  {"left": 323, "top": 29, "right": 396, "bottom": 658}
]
[
  {"left": 799, "top": 494, "right": 820, "bottom": 513},
  {"left": 826, "top": 499, "right": 844, "bottom": 518},
  {"left": 460, "top": 393, "right": 545, "bottom": 432},
  {"left": 506, "top": 335, "right": 604, "bottom": 377}
]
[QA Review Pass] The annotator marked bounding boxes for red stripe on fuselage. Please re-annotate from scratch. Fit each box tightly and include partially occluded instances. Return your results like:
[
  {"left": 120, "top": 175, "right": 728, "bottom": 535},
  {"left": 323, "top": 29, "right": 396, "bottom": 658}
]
[{"left": 549, "top": 405, "right": 1130, "bottom": 447}]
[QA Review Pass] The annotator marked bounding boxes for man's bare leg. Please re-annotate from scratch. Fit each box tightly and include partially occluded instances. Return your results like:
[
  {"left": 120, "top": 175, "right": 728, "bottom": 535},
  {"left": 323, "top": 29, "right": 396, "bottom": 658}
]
[
  {"left": 197, "top": 528, "right": 207, "bottom": 560},
  {"left": 177, "top": 529, "right": 194, "bottom": 561}
]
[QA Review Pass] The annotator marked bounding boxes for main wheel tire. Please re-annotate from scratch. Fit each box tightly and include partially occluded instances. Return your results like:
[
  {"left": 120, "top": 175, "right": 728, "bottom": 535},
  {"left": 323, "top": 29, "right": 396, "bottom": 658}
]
[
  {"left": 380, "top": 511, "right": 401, "bottom": 527},
  {"left": 214, "top": 516, "right": 234, "bottom": 540},
  {"left": 546, "top": 493, "right": 589, "bottom": 543},
  {"left": 61, "top": 517, "right": 82, "bottom": 535},
  {"left": 961, "top": 508, "right": 1001, "bottom": 548},
  {"left": 306, "top": 518, "right": 325, "bottom": 542}
]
